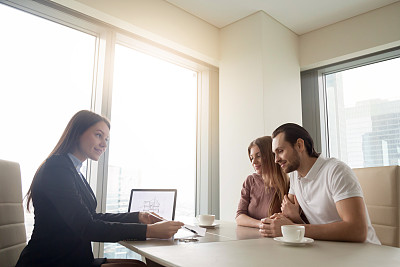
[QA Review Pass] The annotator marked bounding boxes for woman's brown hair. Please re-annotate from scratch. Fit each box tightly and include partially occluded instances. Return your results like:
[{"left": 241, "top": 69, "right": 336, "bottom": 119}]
[
  {"left": 26, "top": 110, "right": 110, "bottom": 211},
  {"left": 248, "top": 136, "right": 289, "bottom": 216}
]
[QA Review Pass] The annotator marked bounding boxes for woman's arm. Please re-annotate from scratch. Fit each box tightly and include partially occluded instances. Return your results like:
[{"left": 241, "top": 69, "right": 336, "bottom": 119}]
[
  {"left": 93, "top": 212, "right": 140, "bottom": 223},
  {"left": 236, "top": 175, "right": 263, "bottom": 228},
  {"left": 39, "top": 157, "right": 147, "bottom": 242},
  {"left": 236, "top": 214, "right": 262, "bottom": 228}
]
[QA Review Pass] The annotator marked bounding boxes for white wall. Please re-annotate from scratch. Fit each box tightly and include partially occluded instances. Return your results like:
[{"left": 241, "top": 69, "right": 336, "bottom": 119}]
[
  {"left": 219, "top": 13, "right": 265, "bottom": 221},
  {"left": 261, "top": 13, "right": 301, "bottom": 134},
  {"left": 219, "top": 12, "right": 301, "bottom": 220},
  {"left": 300, "top": 1, "right": 400, "bottom": 70},
  {"left": 52, "top": 0, "right": 220, "bottom": 66}
]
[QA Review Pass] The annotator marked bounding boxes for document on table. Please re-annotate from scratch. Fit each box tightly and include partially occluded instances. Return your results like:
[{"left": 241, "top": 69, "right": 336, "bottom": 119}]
[{"left": 175, "top": 224, "right": 206, "bottom": 238}]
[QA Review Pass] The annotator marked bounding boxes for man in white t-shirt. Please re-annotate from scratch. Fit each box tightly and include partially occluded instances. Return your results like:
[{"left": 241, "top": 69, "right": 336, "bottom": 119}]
[{"left": 259, "top": 123, "right": 380, "bottom": 244}]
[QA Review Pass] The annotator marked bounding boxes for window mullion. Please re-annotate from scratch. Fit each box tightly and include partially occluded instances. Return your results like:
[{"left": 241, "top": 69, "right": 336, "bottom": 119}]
[{"left": 90, "top": 29, "right": 116, "bottom": 259}]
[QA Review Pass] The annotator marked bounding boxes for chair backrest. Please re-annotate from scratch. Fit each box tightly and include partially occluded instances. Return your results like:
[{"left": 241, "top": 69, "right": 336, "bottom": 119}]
[
  {"left": 0, "top": 159, "right": 26, "bottom": 267},
  {"left": 353, "top": 165, "right": 400, "bottom": 247}
]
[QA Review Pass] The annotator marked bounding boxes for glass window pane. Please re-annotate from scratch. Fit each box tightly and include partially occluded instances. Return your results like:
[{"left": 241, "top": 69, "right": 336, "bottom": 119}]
[
  {"left": 325, "top": 57, "right": 400, "bottom": 168},
  {"left": 0, "top": 3, "right": 96, "bottom": 239},
  {"left": 104, "top": 44, "right": 197, "bottom": 258}
]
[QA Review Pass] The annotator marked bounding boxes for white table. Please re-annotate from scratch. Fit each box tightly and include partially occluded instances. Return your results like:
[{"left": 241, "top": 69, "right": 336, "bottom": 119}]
[{"left": 120, "top": 221, "right": 400, "bottom": 267}]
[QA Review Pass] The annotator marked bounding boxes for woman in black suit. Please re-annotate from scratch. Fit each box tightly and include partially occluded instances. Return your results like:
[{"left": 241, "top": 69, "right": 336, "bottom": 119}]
[{"left": 16, "top": 110, "right": 183, "bottom": 267}]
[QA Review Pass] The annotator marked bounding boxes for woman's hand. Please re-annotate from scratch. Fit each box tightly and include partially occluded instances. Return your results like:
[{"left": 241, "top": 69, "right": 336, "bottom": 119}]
[
  {"left": 281, "top": 195, "right": 302, "bottom": 223},
  {"left": 139, "top": 212, "right": 164, "bottom": 224},
  {"left": 146, "top": 221, "right": 184, "bottom": 239}
]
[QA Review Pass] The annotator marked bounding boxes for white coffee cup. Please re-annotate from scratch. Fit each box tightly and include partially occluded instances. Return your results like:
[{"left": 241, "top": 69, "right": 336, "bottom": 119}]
[
  {"left": 281, "top": 225, "right": 305, "bottom": 242},
  {"left": 197, "top": 214, "right": 215, "bottom": 226}
]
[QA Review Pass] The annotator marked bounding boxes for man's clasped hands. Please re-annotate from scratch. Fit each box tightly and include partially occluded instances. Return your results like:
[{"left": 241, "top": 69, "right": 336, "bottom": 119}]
[{"left": 259, "top": 195, "right": 302, "bottom": 238}]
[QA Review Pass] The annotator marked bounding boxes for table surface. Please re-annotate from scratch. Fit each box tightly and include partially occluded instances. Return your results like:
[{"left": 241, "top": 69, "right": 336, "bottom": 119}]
[{"left": 120, "top": 220, "right": 400, "bottom": 267}]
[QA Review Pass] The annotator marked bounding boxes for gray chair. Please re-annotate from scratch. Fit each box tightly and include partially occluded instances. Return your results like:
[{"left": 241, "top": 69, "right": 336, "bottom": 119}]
[{"left": 0, "top": 159, "right": 26, "bottom": 266}]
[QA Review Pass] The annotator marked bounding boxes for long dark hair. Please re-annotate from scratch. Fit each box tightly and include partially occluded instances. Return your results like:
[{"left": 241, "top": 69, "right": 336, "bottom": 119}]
[
  {"left": 26, "top": 110, "right": 110, "bottom": 211},
  {"left": 248, "top": 136, "right": 289, "bottom": 216},
  {"left": 272, "top": 123, "right": 319, "bottom": 158}
]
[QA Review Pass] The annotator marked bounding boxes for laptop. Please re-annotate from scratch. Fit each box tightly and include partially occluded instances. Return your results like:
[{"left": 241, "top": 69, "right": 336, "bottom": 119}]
[{"left": 128, "top": 189, "right": 177, "bottom": 220}]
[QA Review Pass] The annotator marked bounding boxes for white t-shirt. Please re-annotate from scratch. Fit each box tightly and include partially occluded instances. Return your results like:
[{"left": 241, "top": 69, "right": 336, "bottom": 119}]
[{"left": 289, "top": 155, "right": 380, "bottom": 244}]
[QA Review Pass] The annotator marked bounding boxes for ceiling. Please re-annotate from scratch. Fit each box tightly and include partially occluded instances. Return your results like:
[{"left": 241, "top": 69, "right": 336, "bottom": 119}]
[{"left": 165, "top": 0, "right": 399, "bottom": 35}]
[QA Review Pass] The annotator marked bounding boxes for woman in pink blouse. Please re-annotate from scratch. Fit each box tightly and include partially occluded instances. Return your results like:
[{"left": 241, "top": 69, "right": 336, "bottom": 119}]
[{"left": 236, "top": 136, "right": 289, "bottom": 228}]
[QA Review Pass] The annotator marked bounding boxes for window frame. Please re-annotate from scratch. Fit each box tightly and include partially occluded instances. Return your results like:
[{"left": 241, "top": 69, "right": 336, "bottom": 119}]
[{"left": 301, "top": 46, "right": 400, "bottom": 160}]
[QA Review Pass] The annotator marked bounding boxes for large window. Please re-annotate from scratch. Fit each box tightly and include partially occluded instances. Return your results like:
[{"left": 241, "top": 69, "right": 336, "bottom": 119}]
[
  {"left": 0, "top": 2, "right": 96, "bottom": 239},
  {"left": 325, "top": 57, "right": 400, "bottom": 168},
  {"left": 301, "top": 48, "right": 400, "bottom": 168},
  {"left": 104, "top": 43, "right": 197, "bottom": 258}
]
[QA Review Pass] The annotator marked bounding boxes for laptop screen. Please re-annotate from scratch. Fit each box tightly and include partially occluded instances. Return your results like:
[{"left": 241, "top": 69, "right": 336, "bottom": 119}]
[{"left": 128, "top": 189, "right": 177, "bottom": 220}]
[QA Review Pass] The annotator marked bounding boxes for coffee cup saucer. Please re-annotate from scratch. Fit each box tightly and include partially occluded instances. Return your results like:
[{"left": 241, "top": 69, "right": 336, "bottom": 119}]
[
  {"left": 273, "top": 236, "right": 314, "bottom": 246},
  {"left": 196, "top": 223, "right": 219, "bottom": 228}
]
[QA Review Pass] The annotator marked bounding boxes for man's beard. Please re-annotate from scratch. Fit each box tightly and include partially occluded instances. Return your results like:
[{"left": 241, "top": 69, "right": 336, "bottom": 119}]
[{"left": 283, "top": 154, "right": 300, "bottom": 173}]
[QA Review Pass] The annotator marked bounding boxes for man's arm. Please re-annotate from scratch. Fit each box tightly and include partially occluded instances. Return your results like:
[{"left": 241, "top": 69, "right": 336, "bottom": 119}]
[
  {"left": 304, "top": 196, "right": 367, "bottom": 242},
  {"left": 260, "top": 197, "right": 368, "bottom": 242}
]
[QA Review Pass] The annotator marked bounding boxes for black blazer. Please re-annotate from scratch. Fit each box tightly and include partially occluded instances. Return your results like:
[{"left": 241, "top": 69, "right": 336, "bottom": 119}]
[{"left": 16, "top": 154, "right": 147, "bottom": 267}]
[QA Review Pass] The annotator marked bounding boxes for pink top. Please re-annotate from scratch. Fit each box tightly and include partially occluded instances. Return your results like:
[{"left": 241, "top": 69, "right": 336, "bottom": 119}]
[{"left": 236, "top": 173, "right": 281, "bottom": 220}]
